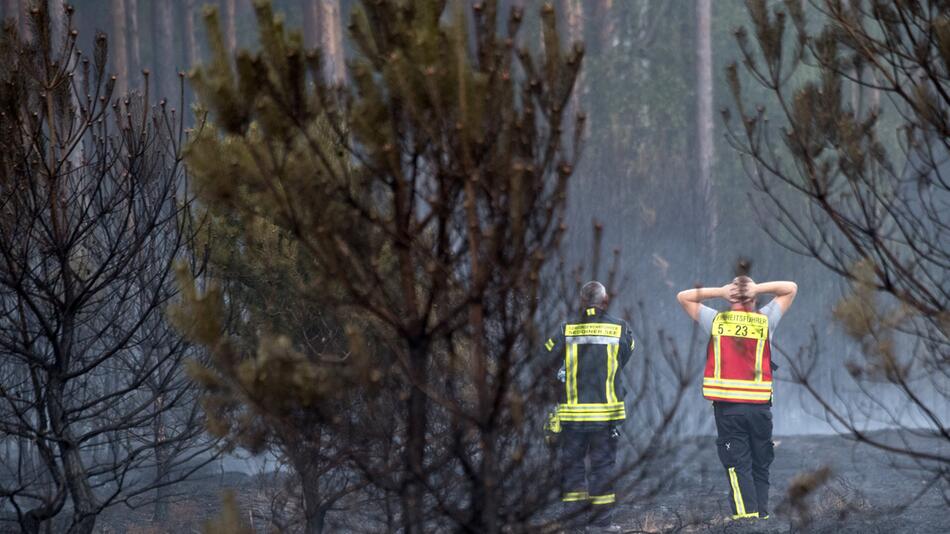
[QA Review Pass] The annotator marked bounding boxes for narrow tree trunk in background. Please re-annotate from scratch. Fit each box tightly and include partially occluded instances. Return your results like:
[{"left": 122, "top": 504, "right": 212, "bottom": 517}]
[
  {"left": 302, "top": 0, "right": 319, "bottom": 49},
  {"left": 290, "top": 441, "right": 330, "bottom": 534},
  {"left": 184, "top": 0, "right": 199, "bottom": 64},
  {"left": 221, "top": 0, "right": 237, "bottom": 52},
  {"left": 152, "top": 0, "right": 175, "bottom": 102},
  {"left": 111, "top": 0, "right": 129, "bottom": 95},
  {"left": 127, "top": 0, "right": 141, "bottom": 88},
  {"left": 152, "top": 396, "right": 169, "bottom": 522},
  {"left": 2, "top": 0, "right": 17, "bottom": 25},
  {"left": 16, "top": 0, "right": 31, "bottom": 41},
  {"left": 401, "top": 337, "right": 429, "bottom": 534},
  {"left": 590, "top": 0, "right": 613, "bottom": 54},
  {"left": 49, "top": 380, "right": 98, "bottom": 534},
  {"left": 49, "top": 0, "right": 64, "bottom": 49},
  {"left": 696, "top": 0, "right": 716, "bottom": 261},
  {"left": 560, "top": 0, "right": 584, "bottom": 123},
  {"left": 319, "top": 0, "right": 345, "bottom": 83}
]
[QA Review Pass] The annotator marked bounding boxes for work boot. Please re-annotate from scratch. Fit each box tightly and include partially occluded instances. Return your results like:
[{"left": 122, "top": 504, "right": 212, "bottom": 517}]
[{"left": 587, "top": 524, "right": 623, "bottom": 533}]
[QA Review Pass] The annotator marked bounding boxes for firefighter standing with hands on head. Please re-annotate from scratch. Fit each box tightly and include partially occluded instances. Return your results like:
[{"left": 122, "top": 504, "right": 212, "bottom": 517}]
[
  {"left": 544, "top": 281, "right": 635, "bottom": 533},
  {"left": 677, "top": 275, "right": 797, "bottom": 521}
]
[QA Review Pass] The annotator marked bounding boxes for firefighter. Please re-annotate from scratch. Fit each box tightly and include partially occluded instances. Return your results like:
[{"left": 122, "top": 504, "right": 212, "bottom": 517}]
[
  {"left": 544, "top": 281, "right": 635, "bottom": 533},
  {"left": 676, "top": 276, "right": 797, "bottom": 520}
]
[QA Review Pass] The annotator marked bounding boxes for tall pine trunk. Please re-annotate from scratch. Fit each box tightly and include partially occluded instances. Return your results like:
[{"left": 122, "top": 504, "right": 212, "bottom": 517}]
[
  {"left": 111, "top": 0, "right": 129, "bottom": 95},
  {"left": 184, "top": 0, "right": 199, "bottom": 66},
  {"left": 302, "top": 0, "right": 319, "bottom": 49},
  {"left": 319, "top": 0, "right": 344, "bottom": 83},
  {"left": 128, "top": 0, "right": 141, "bottom": 88},
  {"left": 1, "top": 0, "right": 17, "bottom": 24},
  {"left": 561, "top": 0, "right": 584, "bottom": 120},
  {"left": 695, "top": 0, "right": 716, "bottom": 262},
  {"left": 221, "top": 0, "right": 237, "bottom": 53},
  {"left": 152, "top": 0, "right": 175, "bottom": 101},
  {"left": 289, "top": 442, "right": 331, "bottom": 534}
]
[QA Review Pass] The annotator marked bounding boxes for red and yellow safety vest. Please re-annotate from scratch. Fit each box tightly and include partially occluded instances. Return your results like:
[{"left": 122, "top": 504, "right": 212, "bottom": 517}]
[{"left": 702, "top": 310, "right": 772, "bottom": 403}]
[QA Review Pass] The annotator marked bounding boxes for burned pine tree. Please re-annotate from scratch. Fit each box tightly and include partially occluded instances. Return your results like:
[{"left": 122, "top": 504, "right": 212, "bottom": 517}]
[
  {"left": 724, "top": 0, "right": 949, "bottom": 497},
  {"left": 0, "top": 4, "right": 216, "bottom": 533},
  {"left": 175, "top": 1, "right": 699, "bottom": 533}
]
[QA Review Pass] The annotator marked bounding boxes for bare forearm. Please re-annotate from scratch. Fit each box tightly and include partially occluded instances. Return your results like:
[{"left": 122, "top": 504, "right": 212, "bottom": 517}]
[
  {"left": 677, "top": 284, "right": 730, "bottom": 321},
  {"left": 753, "top": 281, "right": 797, "bottom": 296},
  {"left": 754, "top": 280, "right": 798, "bottom": 313},
  {"left": 677, "top": 285, "right": 729, "bottom": 303}
]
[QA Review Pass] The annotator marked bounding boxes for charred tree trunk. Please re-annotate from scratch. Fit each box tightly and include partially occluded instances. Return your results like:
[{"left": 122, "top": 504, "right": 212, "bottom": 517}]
[
  {"left": 695, "top": 0, "right": 716, "bottom": 262},
  {"left": 151, "top": 394, "right": 169, "bottom": 522},
  {"left": 48, "top": 378, "right": 98, "bottom": 534},
  {"left": 291, "top": 447, "right": 330, "bottom": 534},
  {"left": 111, "top": 0, "right": 129, "bottom": 95},
  {"left": 403, "top": 339, "right": 428, "bottom": 534}
]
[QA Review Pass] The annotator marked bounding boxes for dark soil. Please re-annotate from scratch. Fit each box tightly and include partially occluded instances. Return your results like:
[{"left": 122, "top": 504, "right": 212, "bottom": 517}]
[
  {"left": 613, "top": 430, "right": 949, "bottom": 534},
  {"left": 75, "top": 430, "right": 948, "bottom": 533}
]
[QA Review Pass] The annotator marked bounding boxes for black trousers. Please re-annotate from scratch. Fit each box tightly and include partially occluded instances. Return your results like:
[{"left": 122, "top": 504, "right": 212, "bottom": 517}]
[
  {"left": 713, "top": 402, "right": 774, "bottom": 518},
  {"left": 560, "top": 427, "right": 617, "bottom": 526}
]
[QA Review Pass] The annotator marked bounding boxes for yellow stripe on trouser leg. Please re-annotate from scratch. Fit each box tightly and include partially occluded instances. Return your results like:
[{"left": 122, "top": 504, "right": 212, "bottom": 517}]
[
  {"left": 561, "top": 491, "right": 588, "bottom": 502},
  {"left": 728, "top": 467, "right": 746, "bottom": 516},
  {"left": 589, "top": 494, "right": 615, "bottom": 505}
]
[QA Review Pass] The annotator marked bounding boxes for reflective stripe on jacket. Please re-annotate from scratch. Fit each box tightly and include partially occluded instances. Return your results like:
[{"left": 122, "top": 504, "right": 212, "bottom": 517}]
[
  {"left": 703, "top": 310, "right": 772, "bottom": 403},
  {"left": 545, "top": 308, "right": 635, "bottom": 426}
]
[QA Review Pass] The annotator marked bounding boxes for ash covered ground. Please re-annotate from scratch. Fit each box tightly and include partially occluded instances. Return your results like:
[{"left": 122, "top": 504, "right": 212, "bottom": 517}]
[
  {"left": 84, "top": 430, "right": 947, "bottom": 533},
  {"left": 613, "top": 430, "right": 949, "bottom": 534}
]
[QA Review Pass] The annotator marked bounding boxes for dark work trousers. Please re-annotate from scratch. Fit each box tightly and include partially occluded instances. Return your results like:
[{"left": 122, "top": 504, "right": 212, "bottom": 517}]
[
  {"left": 713, "top": 402, "right": 774, "bottom": 518},
  {"left": 560, "top": 427, "right": 618, "bottom": 527}
]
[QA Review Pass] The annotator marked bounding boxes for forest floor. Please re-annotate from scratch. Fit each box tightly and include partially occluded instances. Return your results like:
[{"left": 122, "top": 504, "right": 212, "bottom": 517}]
[
  {"left": 85, "top": 429, "right": 947, "bottom": 533},
  {"left": 612, "top": 429, "right": 948, "bottom": 534}
]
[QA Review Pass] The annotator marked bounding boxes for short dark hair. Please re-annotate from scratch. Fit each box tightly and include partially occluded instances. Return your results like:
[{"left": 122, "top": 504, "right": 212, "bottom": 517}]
[{"left": 580, "top": 281, "right": 608, "bottom": 309}]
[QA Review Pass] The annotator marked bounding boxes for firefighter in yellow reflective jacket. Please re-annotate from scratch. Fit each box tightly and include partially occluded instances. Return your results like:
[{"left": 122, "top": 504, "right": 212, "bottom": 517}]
[
  {"left": 545, "top": 281, "right": 634, "bottom": 532},
  {"left": 677, "top": 276, "right": 797, "bottom": 521}
]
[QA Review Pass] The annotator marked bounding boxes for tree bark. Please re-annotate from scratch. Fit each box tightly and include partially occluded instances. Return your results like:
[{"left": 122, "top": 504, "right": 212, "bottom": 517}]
[
  {"left": 110, "top": 0, "right": 129, "bottom": 95},
  {"left": 696, "top": 0, "right": 716, "bottom": 261},
  {"left": 319, "top": 0, "right": 345, "bottom": 83},
  {"left": 184, "top": 0, "right": 199, "bottom": 67},
  {"left": 152, "top": 0, "right": 175, "bottom": 101},
  {"left": 49, "top": 0, "right": 65, "bottom": 49},
  {"left": 295, "top": 452, "right": 329, "bottom": 534},
  {"left": 2, "top": 0, "right": 17, "bottom": 24},
  {"left": 48, "top": 379, "right": 98, "bottom": 534},
  {"left": 221, "top": 0, "right": 237, "bottom": 53},
  {"left": 17, "top": 0, "right": 32, "bottom": 40},
  {"left": 560, "top": 0, "right": 584, "bottom": 124},
  {"left": 302, "top": 0, "right": 319, "bottom": 49},
  {"left": 127, "top": 0, "right": 141, "bottom": 88}
]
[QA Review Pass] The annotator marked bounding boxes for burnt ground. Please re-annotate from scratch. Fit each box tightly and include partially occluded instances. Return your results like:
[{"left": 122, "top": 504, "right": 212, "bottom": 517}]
[
  {"left": 75, "top": 430, "right": 947, "bottom": 533},
  {"left": 612, "top": 430, "right": 949, "bottom": 534}
]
